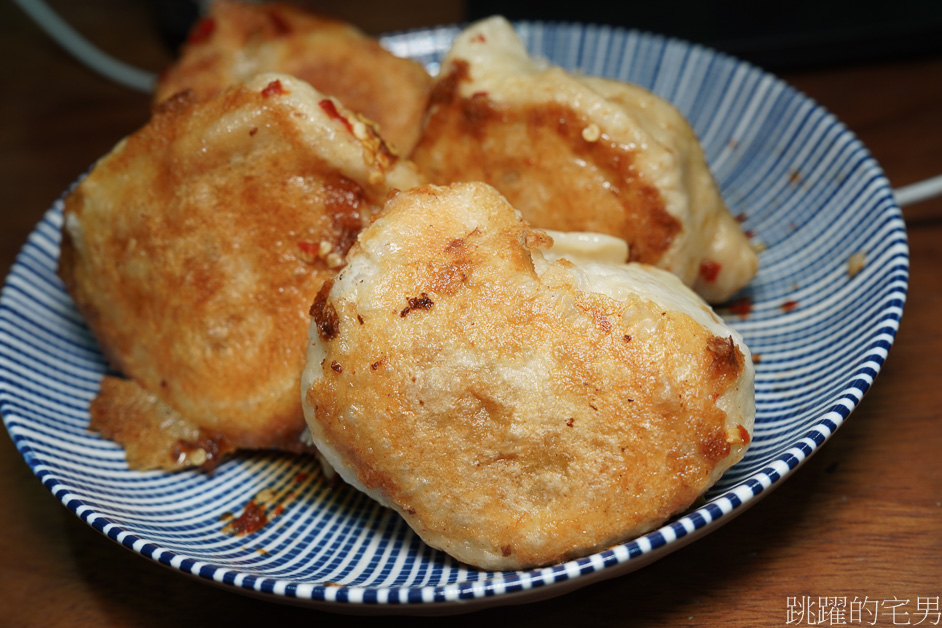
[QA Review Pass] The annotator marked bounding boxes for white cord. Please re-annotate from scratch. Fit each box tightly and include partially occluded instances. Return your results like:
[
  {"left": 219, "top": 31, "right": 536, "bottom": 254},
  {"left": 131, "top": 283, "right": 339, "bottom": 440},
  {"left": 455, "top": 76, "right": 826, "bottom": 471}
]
[
  {"left": 894, "top": 173, "right": 942, "bottom": 207},
  {"left": 12, "top": 0, "right": 157, "bottom": 93}
]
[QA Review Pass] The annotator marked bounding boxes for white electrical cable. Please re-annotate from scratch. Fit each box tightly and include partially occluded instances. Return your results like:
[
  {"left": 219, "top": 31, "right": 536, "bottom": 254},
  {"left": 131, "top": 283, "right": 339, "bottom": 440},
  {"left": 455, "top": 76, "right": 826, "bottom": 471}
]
[
  {"left": 894, "top": 173, "right": 942, "bottom": 208},
  {"left": 13, "top": 0, "right": 942, "bottom": 208},
  {"left": 12, "top": 0, "right": 157, "bottom": 93}
]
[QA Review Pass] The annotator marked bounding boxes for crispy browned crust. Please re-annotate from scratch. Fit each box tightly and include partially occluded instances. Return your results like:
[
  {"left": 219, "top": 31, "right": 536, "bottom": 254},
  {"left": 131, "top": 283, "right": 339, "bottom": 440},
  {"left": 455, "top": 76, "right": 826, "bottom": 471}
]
[
  {"left": 61, "top": 74, "right": 422, "bottom": 469},
  {"left": 90, "top": 375, "right": 237, "bottom": 471},
  {"left": 304, "top": 182, "right": 753, "bottom": 569},
  {"left": 412, "top": 61, "right": 682, "bottom": 265},
  {"left": 155, "top": 0, "right": 432, "bottom": 153},
  {"left": 408, "top": 17, "right": 759, "bottom": 304}
]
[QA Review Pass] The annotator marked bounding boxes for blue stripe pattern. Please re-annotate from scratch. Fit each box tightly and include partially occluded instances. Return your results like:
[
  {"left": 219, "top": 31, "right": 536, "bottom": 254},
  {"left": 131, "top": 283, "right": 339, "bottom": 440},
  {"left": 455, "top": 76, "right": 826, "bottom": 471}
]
[{"left": 0, "top": 22, "right": 908, "bottom": 611}]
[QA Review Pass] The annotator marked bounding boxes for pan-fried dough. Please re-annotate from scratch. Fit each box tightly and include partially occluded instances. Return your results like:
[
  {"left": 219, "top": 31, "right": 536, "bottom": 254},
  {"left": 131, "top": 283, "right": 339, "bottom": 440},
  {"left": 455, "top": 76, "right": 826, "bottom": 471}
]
[
  {"left": 155, "top": 0, "right": 432, "bottom": 154},
  {"left": 302, "top": 182, "right": 754, "bottom": 569},
  {"left": 410, "top": 16, "right": 757, "bottom": 303},
  {"left": 60, "top": 73, "right": 423, "bottom": 470}
]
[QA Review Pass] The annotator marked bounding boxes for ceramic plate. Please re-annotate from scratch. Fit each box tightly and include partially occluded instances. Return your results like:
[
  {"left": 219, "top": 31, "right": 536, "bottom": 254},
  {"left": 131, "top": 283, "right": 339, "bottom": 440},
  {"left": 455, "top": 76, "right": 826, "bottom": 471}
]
[{"left": 0, "top": 21, "right": 908, "bottom": 614}]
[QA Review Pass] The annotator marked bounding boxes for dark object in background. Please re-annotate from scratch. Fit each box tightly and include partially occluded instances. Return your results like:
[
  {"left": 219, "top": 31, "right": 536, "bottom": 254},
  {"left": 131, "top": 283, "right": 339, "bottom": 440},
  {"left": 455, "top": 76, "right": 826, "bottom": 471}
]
[
  {"left": 150, "top": 0, "right": 202, "bottom": 50},
  {"left": 151, "top": 0, "right": 942, "bottom": 71},
  {"left": 468, "top": 0, "right": 942, "bottom": 71}
]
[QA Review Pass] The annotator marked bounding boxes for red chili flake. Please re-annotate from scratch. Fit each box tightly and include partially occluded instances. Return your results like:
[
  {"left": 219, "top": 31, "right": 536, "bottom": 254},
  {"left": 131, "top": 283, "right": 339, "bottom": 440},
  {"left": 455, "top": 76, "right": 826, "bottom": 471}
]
[
  {"left": 735, "top": 212, "right": 748, "bottom": 223},
  {"left": 699, "top": 259, "right": 721, "bottom": 283},
  {"left": 249, "top": 127, "right": 258, "bottom": 137},
  {"left": 319, "top": 99, "right": 353, "bottom": 134},
  {"left": 330, "top": 360, "right": 343, "bottom": 373},
  {"left": 471, "top": 33, "right": 487, "bottom": 43},
  {"left": 782, "top": 300, "right": 799, "bottom": 313},
  {"left": 737, "top": 424, "right": 751, "bottom": 445},
  {"left": 566, "top": 418, "right": 575, "bottom": 427},
  {"left": 261, "top": 79, "right": 286, "bottom": 98},
  {"left": 188, "top": 17, "right": 216, "bottom": 44},
  {"left": 297, "top": 240, "right": 319, "bottom": 263},
  {"left": 471, "top": 90, "right": 489, "bottom": 100},
  {"left": 727, "top": 297, "right": 753, "bottom": 318},
  {"left": 228, "top": 500, "right": 267, "bottom": 536},
  {"left": 294, "top": 472, "right": 308, "bottom": 483}
]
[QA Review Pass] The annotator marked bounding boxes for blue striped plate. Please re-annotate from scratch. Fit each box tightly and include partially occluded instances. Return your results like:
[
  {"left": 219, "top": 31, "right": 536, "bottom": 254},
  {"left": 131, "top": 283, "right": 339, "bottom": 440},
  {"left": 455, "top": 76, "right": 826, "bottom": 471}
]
[{"left": 0, "top": 21, "right": 908, "bottom": 613}]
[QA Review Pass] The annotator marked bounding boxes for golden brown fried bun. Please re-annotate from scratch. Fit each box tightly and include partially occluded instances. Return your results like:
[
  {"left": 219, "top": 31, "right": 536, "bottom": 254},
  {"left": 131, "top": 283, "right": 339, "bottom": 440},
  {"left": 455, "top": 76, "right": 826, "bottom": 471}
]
[
  {"left": 302, "top": 182, "right": 755, "bottom": 570},
  {"left": 410, "top": 16, "right": 757, "bottom": 303},
  {"left": 60, "top": 73, "right": 423, "bottom": 470},
  {"left": 155, "top": 0, "right": 432, "bottom": 154}
]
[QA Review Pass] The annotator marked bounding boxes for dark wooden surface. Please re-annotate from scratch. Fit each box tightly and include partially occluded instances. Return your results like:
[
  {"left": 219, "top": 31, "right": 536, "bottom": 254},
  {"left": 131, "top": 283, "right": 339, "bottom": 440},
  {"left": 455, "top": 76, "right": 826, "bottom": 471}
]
[{"left": 2, "top": 2, "right": 940, "bottom": 625}]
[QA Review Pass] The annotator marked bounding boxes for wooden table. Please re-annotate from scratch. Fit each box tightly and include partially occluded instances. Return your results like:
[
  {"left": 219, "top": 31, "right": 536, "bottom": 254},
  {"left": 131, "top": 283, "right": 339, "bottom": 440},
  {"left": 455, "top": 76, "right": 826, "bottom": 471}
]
[{"left": 2, "top": 2, "right": 940, "bottom": 625}]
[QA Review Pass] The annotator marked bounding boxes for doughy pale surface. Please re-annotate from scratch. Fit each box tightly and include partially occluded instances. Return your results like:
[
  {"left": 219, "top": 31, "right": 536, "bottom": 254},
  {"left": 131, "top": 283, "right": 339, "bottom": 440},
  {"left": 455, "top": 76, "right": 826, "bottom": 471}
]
[
  {"left": 410, "top": 16, "right": 757, "bottom": 303},
  {"left": 155, "top": 0, "right": 432, "bottom": 154},
  {"left": 303, "top": 182, "right": 754, "bottom": 569},
  {"left": 60, "top": 73, "right": 423, "bottom": 470}
]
